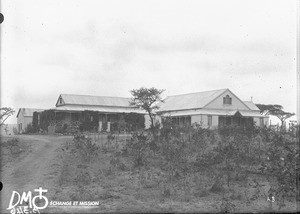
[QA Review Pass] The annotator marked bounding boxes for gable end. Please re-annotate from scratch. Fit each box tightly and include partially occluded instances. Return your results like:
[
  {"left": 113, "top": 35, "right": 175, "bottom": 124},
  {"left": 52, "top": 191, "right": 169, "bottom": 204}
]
[
  {"left": 203, "top": 89, "right": 251, "bottom": 110},
  {"left": 56, "top": 95, "right": 65, "bottom": 107}
]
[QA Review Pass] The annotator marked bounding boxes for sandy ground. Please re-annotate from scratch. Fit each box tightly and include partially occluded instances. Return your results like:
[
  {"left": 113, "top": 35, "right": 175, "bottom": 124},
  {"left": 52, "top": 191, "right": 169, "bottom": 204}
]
[{"left": 0, "top": 135, "right": 72, "bottom": 213}]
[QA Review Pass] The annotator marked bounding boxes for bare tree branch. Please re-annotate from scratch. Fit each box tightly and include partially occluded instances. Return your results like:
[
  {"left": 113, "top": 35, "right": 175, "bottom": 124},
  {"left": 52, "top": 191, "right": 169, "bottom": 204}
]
[{"left": 0, "top": 107, "right": 15, "bottom": 127}]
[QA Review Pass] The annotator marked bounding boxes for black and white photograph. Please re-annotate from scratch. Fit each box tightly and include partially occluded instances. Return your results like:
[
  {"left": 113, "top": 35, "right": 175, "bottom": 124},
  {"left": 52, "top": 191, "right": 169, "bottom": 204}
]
[{"left": 0, "top": 0, "right": 299, "bottom": 213}]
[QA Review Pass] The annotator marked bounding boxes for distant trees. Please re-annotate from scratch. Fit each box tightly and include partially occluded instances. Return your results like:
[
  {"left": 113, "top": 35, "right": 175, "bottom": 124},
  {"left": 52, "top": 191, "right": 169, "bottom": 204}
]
[
  {"left": 256, "top": 104, "right": 295, "bottom": 127},
  {"left": 256, "top": 104, "right": 283, "bottom": 116},
  {"left": 0, "top": 107, "right": 15, "bottom": 127}
]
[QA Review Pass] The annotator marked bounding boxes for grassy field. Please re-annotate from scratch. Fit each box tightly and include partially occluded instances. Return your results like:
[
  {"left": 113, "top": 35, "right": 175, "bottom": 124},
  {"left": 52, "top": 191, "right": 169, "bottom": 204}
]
[
  {"left": 51, "top": 131, "right": 298, "bottom": 213},
  {"left": 1, "top": 130, "right": 298, "bottom": 213}
]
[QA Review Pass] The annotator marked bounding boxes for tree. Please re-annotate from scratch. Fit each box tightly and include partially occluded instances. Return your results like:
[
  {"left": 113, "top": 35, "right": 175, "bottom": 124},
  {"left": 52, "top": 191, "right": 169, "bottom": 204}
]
[
  {"left": 0, "top": 107, "right": 15, "bottom": 127},
  {"left": 270, "top": 110, "right": 295, "bottom": 127},
  {"left": 256, "top": 104, "right": 283, "bottom": 116},
  {"left": 256, "top": 104, "right": 295, "bottom": 127},
  {"left": 130, "top": 87, "right": 165, "bottom": 132}
]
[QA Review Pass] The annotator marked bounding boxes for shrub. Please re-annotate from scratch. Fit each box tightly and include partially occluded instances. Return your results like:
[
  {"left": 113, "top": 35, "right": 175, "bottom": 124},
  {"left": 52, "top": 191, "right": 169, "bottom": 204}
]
[
  {"left": 75, "top": 169, "right": 92, "bottom": 186},
  {"left": 24, "top": 123, "right": 35, "bottom": 134},
  {"left": 124, "top": 113, "right": 145, "bottom": 131},
  {"left": 5, "top": 138, "right": 23, "bottom": 154},
  {"left": 73, "top": 134, "right": 99, "bottom": 162},
  {"left": 79, "top": 111, "right": 99, "bottom": 132},
  {"left": 109, "top": 156, "right": 127, "bottom": 171},
  {"left": 219, "top": 195, "right": 236, "bottom": 213},
  {"left": 39, "top": 110, "right": 55, "bottom": 131},
  {"left": 32, "top": 112, "right": 39, "bottom": 132},
  {"left": 116, "top": 116, "right": 126, "bottom": 132},
  {"left": 119, "top": 121, "right": 298, "bottom": 211},
  {"left": 13, "top": 127, "right": 18, "bottom": 135},
  {"left": 111, "top": 113, "right": 145, "bottom": 132},
  {"left": 124, "top": 132, "right": 150, "bottom": 167},
  {"left": 258, "top": 129, "right": 299, "bottom": 209}
]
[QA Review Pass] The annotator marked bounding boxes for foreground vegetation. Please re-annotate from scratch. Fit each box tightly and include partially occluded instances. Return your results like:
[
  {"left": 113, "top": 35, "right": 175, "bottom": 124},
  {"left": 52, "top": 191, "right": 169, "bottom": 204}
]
[
  {"left": 52, "top": 123, "right": 299, "bottom": 212},
  {"left": 0, "top": 137, "right": 32, "bottom": 167}
]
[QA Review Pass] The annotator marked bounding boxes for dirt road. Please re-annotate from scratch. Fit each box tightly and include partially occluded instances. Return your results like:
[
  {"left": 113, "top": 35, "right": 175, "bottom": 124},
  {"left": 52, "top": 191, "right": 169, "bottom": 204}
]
[{"left": 0, "top": 135, "right": 72, "bottom": 213}]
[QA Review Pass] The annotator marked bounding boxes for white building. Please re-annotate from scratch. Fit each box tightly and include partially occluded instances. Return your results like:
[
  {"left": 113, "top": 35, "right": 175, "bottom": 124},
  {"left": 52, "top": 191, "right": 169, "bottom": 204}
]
[
  {"left": 16, "top": 108, "right": 44, "bottom": 133},
  {"left": 158, "top": 88, "right": 268, "bottom": 128},
  {"left": 17, "top": 89, "right": 269, "bottom": 133}
]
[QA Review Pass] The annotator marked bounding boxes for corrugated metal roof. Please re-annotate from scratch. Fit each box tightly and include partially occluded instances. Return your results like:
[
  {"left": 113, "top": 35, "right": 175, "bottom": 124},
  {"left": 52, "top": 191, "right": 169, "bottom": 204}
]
[
  {"left": 159, "top": 88, "right": 228, "bottom": 111},
  {"left": 161, "top": 109, "right": 268, "bottom": 118},
  {"left": 160, "top": 109, "right": 237, "bottom": 117},
  {"left": 243, "top": 101, "right": 260, "bottom": 111},
  {"left": 17, "top": 108, "right": 44, "bottom": 118},
  {"left": 59, "top": 94, "right": 132, "bottom": 107},
  {"left": 52, "top": 105, "right": 147, "bottom": 114},
  {"left": 239, "top": 110, "right": 267, "bottom": 118}
]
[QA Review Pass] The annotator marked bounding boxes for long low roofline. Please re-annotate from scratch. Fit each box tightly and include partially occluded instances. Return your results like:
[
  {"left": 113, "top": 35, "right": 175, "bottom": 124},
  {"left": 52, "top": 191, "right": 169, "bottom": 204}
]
[
  {"left": 160, "top": 109, "right": 268, "bottom": 118},
  {"left": 50, "top": 105, "right": 147, "bottom": 114}
]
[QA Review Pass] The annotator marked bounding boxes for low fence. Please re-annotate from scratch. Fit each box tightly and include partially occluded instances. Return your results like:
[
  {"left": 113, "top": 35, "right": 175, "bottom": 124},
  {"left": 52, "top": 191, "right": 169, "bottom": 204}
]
[{"left": 83, "top": 132, "right": 133, "bottom": 151}]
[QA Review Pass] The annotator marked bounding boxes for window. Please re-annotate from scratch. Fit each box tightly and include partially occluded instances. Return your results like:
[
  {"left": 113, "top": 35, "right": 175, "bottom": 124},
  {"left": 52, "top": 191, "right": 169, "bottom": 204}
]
[
  {"left": 208, "top": 115, "right": 212, "bottom": 126},
  {"left": 58, "top": 97, "right": 63, "bottom": 105},
  {"left": 223, "top": 95, "right": 232, "bottom": 105}
]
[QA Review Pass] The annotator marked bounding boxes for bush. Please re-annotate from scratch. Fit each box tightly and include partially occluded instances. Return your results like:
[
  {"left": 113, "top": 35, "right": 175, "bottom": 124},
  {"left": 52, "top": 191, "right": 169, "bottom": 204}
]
[
  {"left": 73, "top": 134, "right": 99, "bottom": 162},
  {"left": 32, "top": 112, "right": 39, "bottom": 132},
  {"left": 39, "top": 110, "right": 56, "bottom": 131},
  {"left": 124, "top": 132, "right": 150, "bottom": 167},
  {"left": 258, "top": 129, "right": 299, "bottom": 209},
  {"left": 109, "top": 156, "right": 127, "bottom": 171},
  {"left": 154, "top": 123, "right": 298, "bottom": 207},
  {"left": 68, "top": 119, "right": 298, "bottom": 210},
  {"left": 24, "top": 123, "right": 35, "bottom": 134},
  {"left": 111, "top": 113, "right": 145, "bottom": 133},
  {"left": 124, "top": 113, "right": 145, "bottom": 131},
  {"left": 13, "top": 127, "right": 18, "bottom": 135},
  {"left": 6, "top": 138, "right": 23, "bottom": 154},
  {"left": 79, "top": 111, "right": 99, "bottom": 132}
]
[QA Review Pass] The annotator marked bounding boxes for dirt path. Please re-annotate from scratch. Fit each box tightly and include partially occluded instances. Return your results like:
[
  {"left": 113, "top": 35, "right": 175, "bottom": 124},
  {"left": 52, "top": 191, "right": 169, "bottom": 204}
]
[{"left": 0, "top": 135, "right": 72, "bottom": 213}]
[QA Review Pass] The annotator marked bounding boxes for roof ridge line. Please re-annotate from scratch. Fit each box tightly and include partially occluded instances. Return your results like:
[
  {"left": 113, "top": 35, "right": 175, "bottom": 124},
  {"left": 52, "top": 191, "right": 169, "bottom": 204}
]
[
  {"left": 61, "top": 93, "right": 131, "bottom": 99},
  {"left": 18, "top": 107, "right": 44, "bottom": 109},
  {"left": 165, "top": 88, "right": 228, "bottom": 98}
]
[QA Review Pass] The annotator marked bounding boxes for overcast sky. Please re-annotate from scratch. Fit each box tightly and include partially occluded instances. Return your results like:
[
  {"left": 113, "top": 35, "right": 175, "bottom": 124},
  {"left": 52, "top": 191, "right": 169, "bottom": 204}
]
[{"left": 1, "top": 0, "right": 297, "bottom": 124}]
